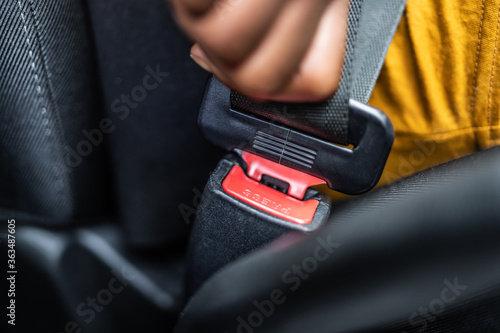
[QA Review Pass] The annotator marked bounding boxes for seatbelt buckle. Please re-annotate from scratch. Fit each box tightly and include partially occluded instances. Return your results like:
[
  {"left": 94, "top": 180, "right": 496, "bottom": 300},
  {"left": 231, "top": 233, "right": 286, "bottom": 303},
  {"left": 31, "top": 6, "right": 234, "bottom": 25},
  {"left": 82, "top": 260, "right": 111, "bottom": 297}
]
[
  {"left": 197, "top": 76, "right": 393, "bottom": 229},
  {"left": 223, "top": 150, "right": 329, "bottom": 227},
  {"left": 203, "top": 152, "right": 332, "bottom": 231},
  {"left": 199, "top": 76, "right": 394, "bottom": 195}
]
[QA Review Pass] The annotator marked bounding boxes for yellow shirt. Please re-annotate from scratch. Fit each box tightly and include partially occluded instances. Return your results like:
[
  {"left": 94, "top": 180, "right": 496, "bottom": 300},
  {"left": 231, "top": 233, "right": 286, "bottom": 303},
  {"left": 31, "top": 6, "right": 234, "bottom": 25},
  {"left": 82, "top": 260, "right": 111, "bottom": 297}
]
[{"left": 370, "top": 0, "right": 500, "bottom": 185}]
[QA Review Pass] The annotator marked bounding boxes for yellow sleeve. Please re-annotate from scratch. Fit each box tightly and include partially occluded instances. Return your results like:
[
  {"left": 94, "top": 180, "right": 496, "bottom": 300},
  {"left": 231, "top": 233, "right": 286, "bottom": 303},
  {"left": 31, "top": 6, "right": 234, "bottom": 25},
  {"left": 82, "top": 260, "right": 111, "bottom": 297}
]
[{"left": 369, "top": 0, "right": 500, "bottom": 186}]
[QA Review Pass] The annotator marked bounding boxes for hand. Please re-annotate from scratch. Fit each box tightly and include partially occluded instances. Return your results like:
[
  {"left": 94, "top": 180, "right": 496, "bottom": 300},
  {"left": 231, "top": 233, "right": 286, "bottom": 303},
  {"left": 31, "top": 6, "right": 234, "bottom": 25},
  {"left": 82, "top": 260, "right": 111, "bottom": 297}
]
[{"left": 170, "top": 0, "right": 350, "bottom": 102}]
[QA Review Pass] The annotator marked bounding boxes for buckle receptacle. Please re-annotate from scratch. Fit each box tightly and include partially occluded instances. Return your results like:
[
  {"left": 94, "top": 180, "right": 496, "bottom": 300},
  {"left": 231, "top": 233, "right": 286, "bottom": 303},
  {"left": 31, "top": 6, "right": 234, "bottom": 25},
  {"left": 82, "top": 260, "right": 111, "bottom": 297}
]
[
  {"left": 223, "top": 151, "right": 325, "bottom": 226},
  {"left": 206, "top": 153, "right": 332, "bottom": 231}
]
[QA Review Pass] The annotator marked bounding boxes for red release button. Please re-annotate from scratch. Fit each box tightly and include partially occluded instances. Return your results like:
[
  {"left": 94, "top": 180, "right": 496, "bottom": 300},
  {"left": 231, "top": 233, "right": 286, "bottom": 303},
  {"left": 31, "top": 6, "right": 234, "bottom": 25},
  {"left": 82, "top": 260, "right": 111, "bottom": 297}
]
[
  {"left": 222, "top": 165, "right": 319, "bottom": 225},
  {"left": 241, "top": 152, "right": 325, "bottom": 200}
]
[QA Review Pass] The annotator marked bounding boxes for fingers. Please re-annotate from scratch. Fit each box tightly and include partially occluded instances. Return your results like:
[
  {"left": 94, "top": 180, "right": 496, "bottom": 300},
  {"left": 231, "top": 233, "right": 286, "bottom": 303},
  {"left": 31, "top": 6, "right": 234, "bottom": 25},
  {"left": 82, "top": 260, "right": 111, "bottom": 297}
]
[
  {"left": 274, "top": 0, "right": 350, "bottom": 101},
  {"left": 172, "top": 0, "right": 350, "bottom": 102},
  {"left": 223, "top": 0, "right": 330, "bottom": 96},
  {"left": 189, "top": 0, "right": 331, "bottom": 96},
  {"left": 175, "top": 0, "right": 288, "bottom": 64}
]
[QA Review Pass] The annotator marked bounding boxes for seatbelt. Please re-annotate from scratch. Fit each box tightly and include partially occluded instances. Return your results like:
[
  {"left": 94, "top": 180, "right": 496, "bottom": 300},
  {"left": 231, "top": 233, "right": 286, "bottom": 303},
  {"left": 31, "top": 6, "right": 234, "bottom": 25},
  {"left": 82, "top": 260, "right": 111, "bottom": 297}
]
[{"left": 187, "top": 0, "right": 407, "bottom": 293}]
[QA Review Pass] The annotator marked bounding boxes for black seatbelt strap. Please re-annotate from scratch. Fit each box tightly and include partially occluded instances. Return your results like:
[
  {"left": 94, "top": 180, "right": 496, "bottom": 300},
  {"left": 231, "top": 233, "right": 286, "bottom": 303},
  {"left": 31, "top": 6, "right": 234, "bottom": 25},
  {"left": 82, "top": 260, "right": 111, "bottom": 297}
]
[{"left": 351, "top": 0, "right": 408, "bottom": 102}]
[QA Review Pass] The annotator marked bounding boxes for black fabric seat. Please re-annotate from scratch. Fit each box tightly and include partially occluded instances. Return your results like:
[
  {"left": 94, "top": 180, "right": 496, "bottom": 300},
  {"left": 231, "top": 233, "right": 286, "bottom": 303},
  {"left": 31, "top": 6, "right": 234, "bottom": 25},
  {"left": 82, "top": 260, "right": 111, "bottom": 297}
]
[{"left": 175, "top": 147, "right": 500, "bottom": 333}]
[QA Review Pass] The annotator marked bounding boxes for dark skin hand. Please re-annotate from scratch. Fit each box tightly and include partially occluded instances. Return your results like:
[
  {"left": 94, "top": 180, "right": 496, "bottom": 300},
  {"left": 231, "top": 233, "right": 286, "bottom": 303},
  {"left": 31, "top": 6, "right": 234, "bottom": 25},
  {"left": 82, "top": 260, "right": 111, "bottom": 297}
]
[{"left": 170, "top": 0, "right": 350, "bottom": 102}]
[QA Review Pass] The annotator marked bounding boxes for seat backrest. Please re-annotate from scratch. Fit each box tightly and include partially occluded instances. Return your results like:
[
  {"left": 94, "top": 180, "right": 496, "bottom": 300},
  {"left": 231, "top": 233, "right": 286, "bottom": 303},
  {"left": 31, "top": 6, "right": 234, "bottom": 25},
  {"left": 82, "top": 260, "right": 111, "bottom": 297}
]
[{"left": 0, "top": 0, "right": 113, "bottom": 225}]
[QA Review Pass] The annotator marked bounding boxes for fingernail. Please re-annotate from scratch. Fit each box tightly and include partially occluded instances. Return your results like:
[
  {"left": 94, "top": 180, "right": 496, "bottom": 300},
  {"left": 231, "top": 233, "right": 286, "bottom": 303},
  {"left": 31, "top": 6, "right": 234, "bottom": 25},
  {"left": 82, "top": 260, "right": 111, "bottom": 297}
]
[{"left": 190, "top": 53, "right": 212, "bottom": 73}]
